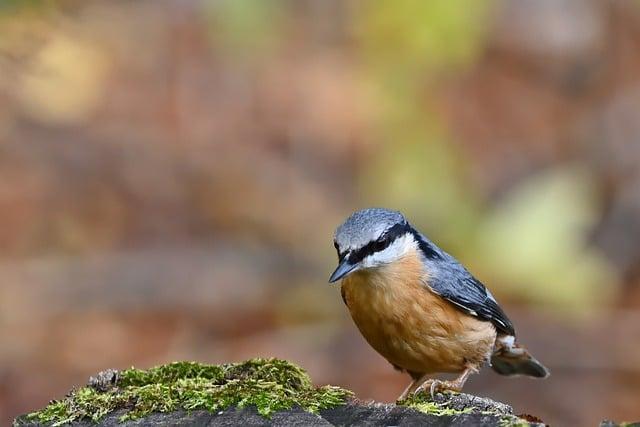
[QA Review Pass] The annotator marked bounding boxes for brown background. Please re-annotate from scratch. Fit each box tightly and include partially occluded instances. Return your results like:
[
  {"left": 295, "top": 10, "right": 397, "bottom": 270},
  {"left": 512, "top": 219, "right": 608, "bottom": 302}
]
[{"left": 1, "top": 1, "right": 640, "bottom": 425}]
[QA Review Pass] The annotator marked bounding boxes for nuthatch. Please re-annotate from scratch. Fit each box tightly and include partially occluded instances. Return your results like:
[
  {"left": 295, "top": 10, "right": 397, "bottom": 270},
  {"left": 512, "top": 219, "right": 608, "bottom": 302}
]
[{"left": 329, "top": 208, "right": 549, "bottom": 400}]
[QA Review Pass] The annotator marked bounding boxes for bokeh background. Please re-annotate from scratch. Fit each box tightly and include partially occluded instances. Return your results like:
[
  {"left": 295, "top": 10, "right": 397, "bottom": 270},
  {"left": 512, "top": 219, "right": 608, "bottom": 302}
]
[{"left": 1, "top": 0, "right": 639, "bottom": 425}]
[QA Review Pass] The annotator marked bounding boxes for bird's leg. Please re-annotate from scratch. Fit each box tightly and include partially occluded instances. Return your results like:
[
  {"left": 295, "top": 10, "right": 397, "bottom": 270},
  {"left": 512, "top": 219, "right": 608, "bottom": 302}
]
[
  {"left": 414, "top": 365, "right": 477, "bottom": 398},
  {"left": 397, "top": 374, "right": 428, "bottom": 401}
]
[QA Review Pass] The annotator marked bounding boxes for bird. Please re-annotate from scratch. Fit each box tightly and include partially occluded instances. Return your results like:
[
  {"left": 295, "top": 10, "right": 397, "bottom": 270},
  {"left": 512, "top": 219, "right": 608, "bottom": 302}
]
[{"left": 329, "top": 207, "right": 549, "bottom": 400}]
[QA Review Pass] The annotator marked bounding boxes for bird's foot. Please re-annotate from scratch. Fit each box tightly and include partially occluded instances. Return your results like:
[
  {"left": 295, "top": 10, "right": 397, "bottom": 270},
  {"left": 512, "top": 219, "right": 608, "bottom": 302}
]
[
  {"left": 413, "top": 379, "right": 463, "bottom": 399},
  {"left": 413, "top": 366, "right": 474, "bottom": 399},
  {"left": 396, "top": 385, "right": 412, "bottom": 402},
  {"left": 396, "top": 374, "right": 427, "bottom": 402}
]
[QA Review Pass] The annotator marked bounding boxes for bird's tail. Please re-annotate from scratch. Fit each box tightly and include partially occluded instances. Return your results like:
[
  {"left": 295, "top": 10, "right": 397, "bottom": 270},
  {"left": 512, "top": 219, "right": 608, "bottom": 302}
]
[{"left": 490, "top": 335, "right": 549, "bottom": 378}]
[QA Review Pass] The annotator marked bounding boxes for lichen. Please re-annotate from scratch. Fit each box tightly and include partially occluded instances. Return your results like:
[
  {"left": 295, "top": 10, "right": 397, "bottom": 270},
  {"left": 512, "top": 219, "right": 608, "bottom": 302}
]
[
  {"left": 24, "top": 359, "right": 352, "bottom": 426},
  {"left": 400, "top": 392, "right": 534, "bottom": 426},
  {"left": 398, "top": 392, "right": 472, "bottom": 416},
  {"left": 498, "top": 416, "right": 532, "bottom": 427}
]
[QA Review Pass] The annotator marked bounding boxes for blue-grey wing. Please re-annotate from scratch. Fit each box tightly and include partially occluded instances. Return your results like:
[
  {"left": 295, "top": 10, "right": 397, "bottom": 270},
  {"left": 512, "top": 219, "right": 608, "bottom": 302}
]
[{"left": 417, "top": 241, "right": 515, "bottom": 335}]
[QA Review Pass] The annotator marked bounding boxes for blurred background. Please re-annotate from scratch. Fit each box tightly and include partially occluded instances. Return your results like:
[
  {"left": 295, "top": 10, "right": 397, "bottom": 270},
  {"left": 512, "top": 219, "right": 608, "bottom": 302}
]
[{"left": 0, "top": 0, "right": 639, "bottom": 425}]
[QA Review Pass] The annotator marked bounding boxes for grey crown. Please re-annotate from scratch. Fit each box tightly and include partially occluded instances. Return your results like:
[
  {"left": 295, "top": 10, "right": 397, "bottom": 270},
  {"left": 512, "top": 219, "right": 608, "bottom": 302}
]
[{"left": 334, "top": 208, "right": 405, "bottom": 252}]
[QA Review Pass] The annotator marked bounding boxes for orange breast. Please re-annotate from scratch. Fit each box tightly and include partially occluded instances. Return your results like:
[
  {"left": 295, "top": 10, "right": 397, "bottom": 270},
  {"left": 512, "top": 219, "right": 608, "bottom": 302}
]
[{"left": 341, "top": 250, "right": 496, "bottom": 375}]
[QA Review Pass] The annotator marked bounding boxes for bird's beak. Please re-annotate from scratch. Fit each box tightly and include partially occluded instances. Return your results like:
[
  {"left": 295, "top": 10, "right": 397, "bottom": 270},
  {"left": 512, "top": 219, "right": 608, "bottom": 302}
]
[{"left": 328, "top": 259, "right": 358, "bottom": 283}]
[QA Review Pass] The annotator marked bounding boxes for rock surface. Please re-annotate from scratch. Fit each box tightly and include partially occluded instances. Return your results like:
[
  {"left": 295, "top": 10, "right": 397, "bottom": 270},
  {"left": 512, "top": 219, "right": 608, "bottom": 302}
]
[
  {"left": 14, "top": 392, "right": 541, "bottom": 426},
  {"left": 14, "top": 360, "right": 636, "bottom": 426}
]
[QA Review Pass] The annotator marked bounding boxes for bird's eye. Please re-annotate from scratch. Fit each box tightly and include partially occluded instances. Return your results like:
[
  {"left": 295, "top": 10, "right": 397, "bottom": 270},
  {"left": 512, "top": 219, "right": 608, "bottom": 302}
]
[
  {"left": 333, "top": 241, "right": 342, "bottom": 258},
  {"left": 374, "top": 233, "right": 393, "bottom": 253}
]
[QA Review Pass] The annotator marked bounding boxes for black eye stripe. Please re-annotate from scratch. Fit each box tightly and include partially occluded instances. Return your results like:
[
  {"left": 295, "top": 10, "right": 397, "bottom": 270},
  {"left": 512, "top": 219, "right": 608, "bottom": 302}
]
[
  {"left": 335, "top": 221, "right": 443, "bottom": 264},
  {"left": 348, "top": 222, "right": 410, "bottom": 264}
]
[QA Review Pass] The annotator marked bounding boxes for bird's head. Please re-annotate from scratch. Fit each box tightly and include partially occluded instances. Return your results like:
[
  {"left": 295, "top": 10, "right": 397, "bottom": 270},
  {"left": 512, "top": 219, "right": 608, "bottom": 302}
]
[{"left": 329, "top": 208, "right": 418, "bottom": 283}]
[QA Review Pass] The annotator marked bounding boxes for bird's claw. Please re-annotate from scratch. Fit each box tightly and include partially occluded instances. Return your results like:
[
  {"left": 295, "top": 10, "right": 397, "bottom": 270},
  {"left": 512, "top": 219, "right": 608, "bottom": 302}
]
[
  {"left": 413, "top": 379, "right": 438, "bottom": 398},
  {"left": 429, "top": 379, "right": 442, "bottom": 398},
  {"left": 413, "top": 379, "right": 459, "bottom": 399}
]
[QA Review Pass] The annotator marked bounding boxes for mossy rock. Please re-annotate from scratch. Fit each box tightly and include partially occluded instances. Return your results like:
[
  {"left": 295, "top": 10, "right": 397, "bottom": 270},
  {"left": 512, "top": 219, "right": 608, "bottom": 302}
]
[{"left": 15, "top": 358, "right": 545, "bottom": 426}]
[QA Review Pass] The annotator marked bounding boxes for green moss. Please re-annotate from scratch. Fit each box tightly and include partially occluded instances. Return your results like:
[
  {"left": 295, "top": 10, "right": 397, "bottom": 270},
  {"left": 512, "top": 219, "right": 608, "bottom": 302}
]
[
  {"left": 398, "top": 392, "right": 472, "bottom": 416},
  {"left": 498, "top": 416, "right": 531, "bottom": 427},
  {"left": 25, "top": 359, "right": 352, "bottom": 426},
  {"left": 400, "top": 393, "right": 533, "bottom": 426}
]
